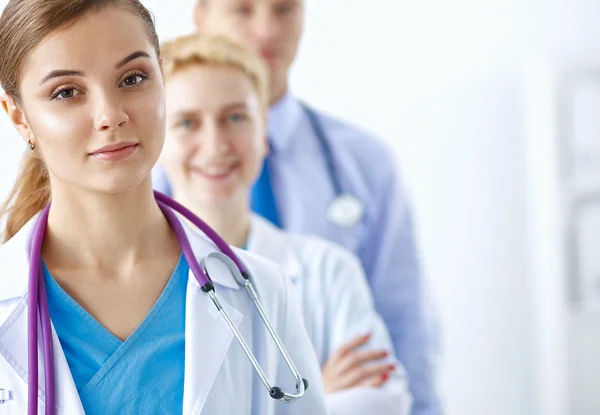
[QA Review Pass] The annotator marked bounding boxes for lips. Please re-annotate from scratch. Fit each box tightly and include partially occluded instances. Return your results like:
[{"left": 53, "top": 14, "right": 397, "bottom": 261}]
[
  {"left": 191, "top": 162, "right": 239, "bottom": 181},
  {"left": 90, "top": 142, "right": 138, "bottom": 155},
  {"left": 89, "top": 142, "right": 139, "bottom": 161},
  {"left": 260, "top": 47, "right": 278, "bottom": 61}
]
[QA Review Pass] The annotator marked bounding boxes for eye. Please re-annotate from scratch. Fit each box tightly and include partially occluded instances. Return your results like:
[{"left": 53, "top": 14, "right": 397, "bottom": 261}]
[
  {"left": 120, "top": 72, "right": 148, "bottom": 88},
  {"left": 228, "top": 112, "right": 248, "bottom": 123},
  {"left": 50, "top": 87, "right": 81, "bottom": 101},
  {"left": 276, "top": 1, "right": 297, "bottom": 15},
  {"left": 177, "top": 119, "right": 197, "bottom": 130},
  {"left": 233, "top": 2, "right": 252, "bottom": 15}
]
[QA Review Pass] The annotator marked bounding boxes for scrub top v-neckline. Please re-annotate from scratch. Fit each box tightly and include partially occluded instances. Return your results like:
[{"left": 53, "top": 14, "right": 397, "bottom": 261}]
[{"left": 43, "top": 253, "right": 189, "bottom": 414}]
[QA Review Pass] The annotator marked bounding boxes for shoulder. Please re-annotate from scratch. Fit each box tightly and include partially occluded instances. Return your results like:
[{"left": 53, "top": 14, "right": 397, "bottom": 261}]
[
  {"left": 250, "top": 214, "right": 363, "bottom": 288},
  {"left": 303, "top": 105, "right": 402, "bottom": 199},
  {"left": 0, "top": 213, "right": 39, "bottom": 304},
  {"left": 287, "top": 230, "right": 364, "bottom": 284},
  {"left": 311, "top": 107, "right": 397, "bottom": 174},
  {"left": 289, "top": 231, "right": 360, "bottom": 266},
  {"left": 252, "top": 213, "right": 359, "bottom": 271}
]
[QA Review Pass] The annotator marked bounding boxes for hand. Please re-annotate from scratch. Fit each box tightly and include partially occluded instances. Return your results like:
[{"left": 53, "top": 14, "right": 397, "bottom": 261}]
[{"left": 321, "top": 333, "right": 395, "bottom": 394}]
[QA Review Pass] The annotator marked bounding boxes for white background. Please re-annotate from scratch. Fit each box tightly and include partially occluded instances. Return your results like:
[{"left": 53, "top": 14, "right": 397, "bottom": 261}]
[{"left": 2, "top": 1, "right": 600, "bottom": 414}]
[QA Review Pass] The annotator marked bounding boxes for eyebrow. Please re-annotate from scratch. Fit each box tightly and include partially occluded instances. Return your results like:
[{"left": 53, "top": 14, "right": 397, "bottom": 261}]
[
  {"left": 172, "top": 110, "right": 199, "bottom": 118},
  {"left": 39, "top": 70, "right": 84, "bottom": 85},
  {"left": 222, "top": 102, "right": 249, "bottom": 111},
  {"left": 39, "top": 50, "right": 152, "bottom": 85},
  {"left": 114, "top": 51, "right": 151, "bottom": 70},
  {"left": 172, "top": 103, "right": 249, "bottom": 117}
]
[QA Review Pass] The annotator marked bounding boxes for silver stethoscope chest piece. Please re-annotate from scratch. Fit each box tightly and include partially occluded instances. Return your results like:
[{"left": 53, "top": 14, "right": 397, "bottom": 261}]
[{"left": 326, "top": 194, "right": 364, "bottom": 227}]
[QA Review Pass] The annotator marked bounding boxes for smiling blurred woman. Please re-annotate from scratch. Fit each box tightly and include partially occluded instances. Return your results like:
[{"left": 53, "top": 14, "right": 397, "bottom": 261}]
[{"left": 157, "top": 33, "right": 413, "bottom": 415}]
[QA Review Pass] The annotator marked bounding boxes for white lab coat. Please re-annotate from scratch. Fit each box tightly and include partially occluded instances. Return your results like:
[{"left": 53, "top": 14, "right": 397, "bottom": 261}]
[
  {"left": 0, "top": 212, "right": 328, "bottom": 415},
  {"left": 248, "top": 214, "right": 413, "bottom": 415}
]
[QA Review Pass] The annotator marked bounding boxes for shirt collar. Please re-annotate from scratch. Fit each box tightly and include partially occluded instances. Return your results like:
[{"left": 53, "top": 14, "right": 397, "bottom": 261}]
[
  {"left": 267, "top": 91, "right": 305, "bottom": 153},
  {"left": 246, "top": 214, "right": 302, "bottom": 281}
]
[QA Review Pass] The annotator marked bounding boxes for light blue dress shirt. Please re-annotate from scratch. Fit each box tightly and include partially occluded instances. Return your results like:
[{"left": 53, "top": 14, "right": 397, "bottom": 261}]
[{"left": 153, "top": 92, "right": 441, "bottom": 415}]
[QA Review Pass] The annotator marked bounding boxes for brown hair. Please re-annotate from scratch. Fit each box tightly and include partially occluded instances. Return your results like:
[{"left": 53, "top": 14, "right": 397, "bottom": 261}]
[
  {"left": 0, "top": 0, "right": 160, "bottom": 242},
  {"left": 161, "top": 34, "right": 269, "bottom": 110}
]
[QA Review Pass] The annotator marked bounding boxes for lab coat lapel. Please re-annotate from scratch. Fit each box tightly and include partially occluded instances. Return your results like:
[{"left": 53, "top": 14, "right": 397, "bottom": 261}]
[
  {"left": 181, "top": 226, "right": 245, "bottom": 414},
  {"left": 0, "top": 300, "right": 85, "bottom": 414},
  {"left": 0, "top": 213, "right": 84, "bottom": 414}
]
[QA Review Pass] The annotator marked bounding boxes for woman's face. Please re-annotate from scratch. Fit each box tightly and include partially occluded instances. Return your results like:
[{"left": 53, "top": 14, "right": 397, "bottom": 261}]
[
  {"left": 161, "top": 64, "right": 267, "bottom": 208},
  {"left": 2, "top": 7, "right": 165, "bottom": 196}
]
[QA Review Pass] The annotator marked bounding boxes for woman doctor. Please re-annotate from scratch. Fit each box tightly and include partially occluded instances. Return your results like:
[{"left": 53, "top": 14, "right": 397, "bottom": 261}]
[
  {"left": 157, "top": 33, "right": 412, "bottom": 415},
  {"left": 0, "top": 1, "right": 328, "bottom": 414}
]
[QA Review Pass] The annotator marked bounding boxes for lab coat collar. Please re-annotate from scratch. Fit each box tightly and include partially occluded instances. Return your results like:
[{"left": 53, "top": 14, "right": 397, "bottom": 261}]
[
  {"left": 0, "top": 209, "right": 245, "bottom": 414},
  {"left": 268, "top": 92, "right": 304, "bottom": 154},
  {"left": 0, "top": 211, "right": 41, "bottom": 302},
  {"left": 179, "top": 218, "right": 243, "bottom": 291},
  {"left": 0, "top": 297, "right": 85, "bottom": 413},
  {"left": 247, "top": 214, "right": 303, "bottom": 282}
]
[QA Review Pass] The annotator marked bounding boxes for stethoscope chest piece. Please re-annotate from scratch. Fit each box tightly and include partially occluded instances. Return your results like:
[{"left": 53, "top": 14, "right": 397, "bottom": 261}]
[{"left": 326, "top": 194, "right": 364, "bottom": 227}]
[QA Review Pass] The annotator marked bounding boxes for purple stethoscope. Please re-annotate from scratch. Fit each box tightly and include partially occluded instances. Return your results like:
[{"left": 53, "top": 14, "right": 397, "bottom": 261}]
[{"left": 27, "top": 191, "right": 308, "bottom": 414}]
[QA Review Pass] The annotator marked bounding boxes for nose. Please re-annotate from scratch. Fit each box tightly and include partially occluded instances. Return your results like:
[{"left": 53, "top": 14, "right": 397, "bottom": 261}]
[
  {"left": 93, "top": 94, "right": 129, "bottom": 131},
  {"left": 250, "top": 8, "right": 282, "bottom": 43},
  {"left": 200, "top": 120, "right": 230, "bottom": 157}
]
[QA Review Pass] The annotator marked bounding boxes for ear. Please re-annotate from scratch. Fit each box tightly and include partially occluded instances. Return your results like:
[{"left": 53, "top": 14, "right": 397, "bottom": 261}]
[
  {"left": 259, "top": 133, "right": 269, "bottom": 158},
  {"left": 0, "top": 92, "right": 35, "bottom": 146},
  {"left": 193, "top": 3, "right": 205, "bottom": 32}
]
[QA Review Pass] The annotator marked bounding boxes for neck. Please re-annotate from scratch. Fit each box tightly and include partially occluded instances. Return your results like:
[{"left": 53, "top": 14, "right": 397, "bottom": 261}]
[
  {"left": 173, "top": 190, "right": 251, "bottom": 248},
  {"left": 42, "top": 178, "right": 178, "bottom": 275},
  {"left": 269, "top": 73, "right": 289, "bottom": 106}
]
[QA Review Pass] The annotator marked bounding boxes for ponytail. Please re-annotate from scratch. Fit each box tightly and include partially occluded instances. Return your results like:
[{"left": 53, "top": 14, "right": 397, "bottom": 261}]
[{"left": 0, "top": 150, "right": 50, "bottom": 243}]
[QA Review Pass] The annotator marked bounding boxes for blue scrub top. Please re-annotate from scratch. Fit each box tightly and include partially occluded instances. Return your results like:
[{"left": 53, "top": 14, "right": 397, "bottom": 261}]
[{"left": 44, "top": 253, "right": 189, "bottom": 414}]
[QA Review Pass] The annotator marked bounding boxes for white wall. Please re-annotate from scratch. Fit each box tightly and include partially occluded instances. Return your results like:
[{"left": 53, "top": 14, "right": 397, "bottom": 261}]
[
  {"left": 525, "top": 1, "right": 600, "bottom": 414},
  {"left": 296, "top": 2, "right": 600, "bottom": 414},
  {"left": 295, "top": 2, "right": 534, "bottom": 415},
  {"left": 2, "top": 1, "right": 600, "bottom": 414}
]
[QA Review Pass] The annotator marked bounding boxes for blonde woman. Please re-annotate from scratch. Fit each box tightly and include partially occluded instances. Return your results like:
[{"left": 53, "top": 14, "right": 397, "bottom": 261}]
[{"left": 156, "top": 33, "right": 413, "bottom": 415}]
